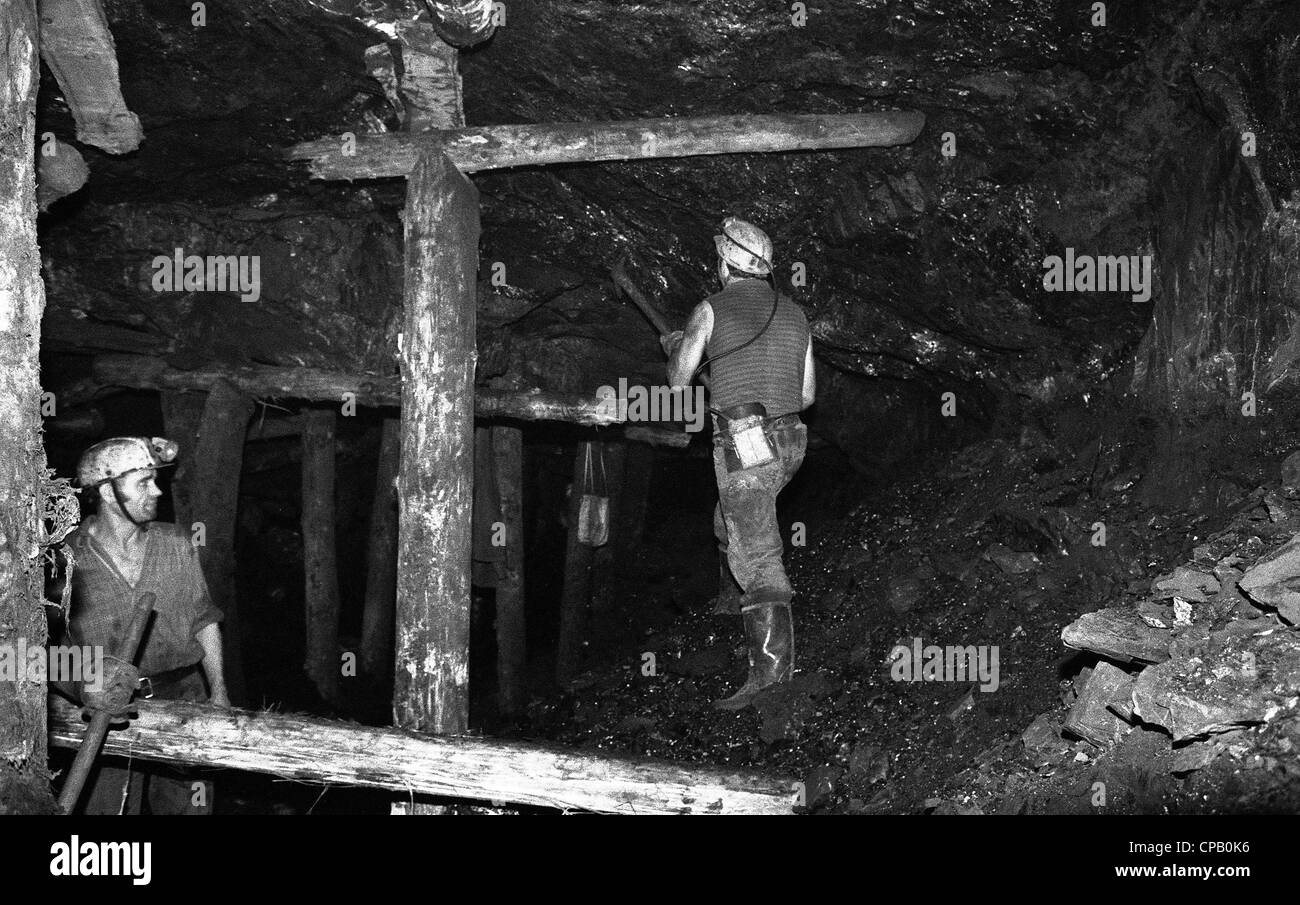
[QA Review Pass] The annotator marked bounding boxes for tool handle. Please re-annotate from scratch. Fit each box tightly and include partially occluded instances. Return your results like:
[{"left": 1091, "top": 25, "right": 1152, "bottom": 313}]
[
  {"left": 116, "top": 591, "right": 156, "bottom": 663},
  {"left": 57, "top": 591, "right": 156, "bottom": 814},
  {"left": 57, "top": 712, "right": 113, "bottom": 814},
  {"left": 610, "top": 259, "right": 676, "bottom": 337}
]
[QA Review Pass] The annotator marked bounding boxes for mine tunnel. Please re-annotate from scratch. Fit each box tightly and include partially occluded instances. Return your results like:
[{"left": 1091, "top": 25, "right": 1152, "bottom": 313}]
[{"left": 2, "top": 0, "right": 1300, "bottom": 821}]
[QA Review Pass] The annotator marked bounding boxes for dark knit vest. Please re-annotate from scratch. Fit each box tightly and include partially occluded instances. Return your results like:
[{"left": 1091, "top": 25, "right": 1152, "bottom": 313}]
[{"left": 705, "top": 280, "right": 809, "bottom": 418}]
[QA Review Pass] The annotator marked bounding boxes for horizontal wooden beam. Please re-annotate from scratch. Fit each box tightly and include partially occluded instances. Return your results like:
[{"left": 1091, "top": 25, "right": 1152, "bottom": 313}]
[
  {"left": 88, "top": 355, "right": 695, "bottom": 442},
  {"left": 242, "top": 414, "right": 692, "bottom": 449},
  {"left": 93, "top": 353, "right": 401, "bottom": 407},
  {"left": 49, "top": 698, "right": 792, "bottom": 815},
  {"left": 42, "top": 313, "right": 165, "bottom": 356},
  {"left": 286, "top": 112, "right": 926, "bottom": 180}
]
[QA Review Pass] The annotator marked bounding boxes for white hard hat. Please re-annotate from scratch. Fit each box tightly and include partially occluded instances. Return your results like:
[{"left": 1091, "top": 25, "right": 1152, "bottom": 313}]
[
  {"left": 77, "top": 436, "right": 178, "bottom": 489},
  {"left": 713, "top": 217, "right": 773, "bottom": 277}
]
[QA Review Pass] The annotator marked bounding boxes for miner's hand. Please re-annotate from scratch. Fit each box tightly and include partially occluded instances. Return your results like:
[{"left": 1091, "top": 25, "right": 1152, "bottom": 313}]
[
  {"left": 660, "top": 330, "right": 684, "bottom": 358},
  {"left": 80, "top": 655, "right": 140, "bottom": 726}
]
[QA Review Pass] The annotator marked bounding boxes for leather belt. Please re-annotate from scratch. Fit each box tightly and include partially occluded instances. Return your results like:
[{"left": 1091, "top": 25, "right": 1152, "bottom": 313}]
[
  {"left": 715, "top": 404, "right": 801, "bottom": 431},
  {"left": 138, "top": 663, "right": 200, "bottom": 699},
  {"left": 716, "top": 402, "right": 767, "bottom": 427}
]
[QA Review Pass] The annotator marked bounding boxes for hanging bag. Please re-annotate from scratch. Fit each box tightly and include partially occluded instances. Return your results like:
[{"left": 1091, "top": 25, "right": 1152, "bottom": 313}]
[{"left": 577, "top": 443, "right": 610, "bottom": 547}]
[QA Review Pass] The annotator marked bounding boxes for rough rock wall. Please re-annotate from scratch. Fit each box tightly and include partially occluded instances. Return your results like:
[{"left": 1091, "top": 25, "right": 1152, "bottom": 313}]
[
  {"left": 1130, "top": 3, "right": 1300, "bottom": 411},
  {"left": 41, "top": 195, "right": 404, "bottom": 371}
]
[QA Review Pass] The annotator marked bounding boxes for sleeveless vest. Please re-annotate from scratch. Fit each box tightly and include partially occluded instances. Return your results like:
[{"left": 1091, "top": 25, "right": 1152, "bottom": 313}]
[{"left": 705, "top": 280, "right": 809, "bottom": 417}]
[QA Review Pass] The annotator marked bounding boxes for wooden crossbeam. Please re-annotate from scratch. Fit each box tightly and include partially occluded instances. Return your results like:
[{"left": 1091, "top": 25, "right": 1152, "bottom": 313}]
[
  {"left": 38, "top": 0, "right": 142, "bottom": 154},
  {"left": 286, "top": 111, "right": 926, "bottom": 180},
  {"left": 85, "top": 354, "right": 688, "bottom": 445},
  {"left": 48, "top": 698, "right": 794, "bottom": 814}
]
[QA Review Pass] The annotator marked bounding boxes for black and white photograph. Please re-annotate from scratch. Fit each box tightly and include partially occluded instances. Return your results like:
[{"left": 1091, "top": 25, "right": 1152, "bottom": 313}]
[{"left": 0, "top": 0, "right": 1292, "bottom": 876}]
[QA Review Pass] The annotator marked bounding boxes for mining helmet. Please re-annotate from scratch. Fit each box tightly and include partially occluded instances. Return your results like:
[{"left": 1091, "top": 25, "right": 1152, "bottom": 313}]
[
  {"left": 76, "top": 436, "right": 179, "bottom": 490},
  {"left": 713, "top": 217, "right": 773, "bottom": 277}
]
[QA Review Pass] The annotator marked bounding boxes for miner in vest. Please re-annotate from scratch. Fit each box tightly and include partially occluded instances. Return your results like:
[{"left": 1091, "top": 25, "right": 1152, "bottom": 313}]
[
  {"left": 59, "top": 436, "right": 229, "bottom": 814},
  {"left": 662, "top": 218, "right": 815, "bottom": 709}
]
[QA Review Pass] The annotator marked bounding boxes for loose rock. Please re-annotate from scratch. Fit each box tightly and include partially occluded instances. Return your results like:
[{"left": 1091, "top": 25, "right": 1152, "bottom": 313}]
[
  {"left": 1061, "top": 607, "right": 1172, "bottom": 664},
  {"left": 1063, "top": 660, "right": 1133, "bottom": 747},
  {"left": 1129, "top": 626, "right": 1300, "bottom": 741},
  {"left": 984, "top": 543, "right": 1041, "bottom": 574},
  {"left": 1239, "top": 532, "right": 1300, "bottom": 624}
]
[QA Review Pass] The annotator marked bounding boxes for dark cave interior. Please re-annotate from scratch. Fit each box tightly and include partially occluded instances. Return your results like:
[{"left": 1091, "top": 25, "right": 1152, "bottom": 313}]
[{"left": 18, "top": 0, "right": 1300, "bottom": 815}]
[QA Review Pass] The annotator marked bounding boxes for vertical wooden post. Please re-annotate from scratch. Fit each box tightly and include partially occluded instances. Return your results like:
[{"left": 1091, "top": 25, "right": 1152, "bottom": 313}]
[
  {"left": 393, "top": 150, "right": 479, "bottom": 738},
  {"left": 189, "top": 379, "right": 253, "bottom": 704},
  {"left": 0, "top": 0, "right": 58, "bottom": 812},
  {"left": 159, "top": 391, "right": 205, "bottom": 524},
  {"left": 390, "top": 21, "right": 471, "bottom": 816},
  {"left": 471, "top": 424, "right": 502, "bottom": 586},
  {"left": 360, "top": 416, "right": 400, "bottom": 677},
  {"left": 490, "top": 425, "right": 526, "bottom": 718},
  {"left": 302, "top": 406, "right": 341, "bottom": 703},
  {"left": 556, "top": 440, "right": 598, "bottom": 685},
  {"left": 588, "top": 441, "right": 627, "bottom": 633}
]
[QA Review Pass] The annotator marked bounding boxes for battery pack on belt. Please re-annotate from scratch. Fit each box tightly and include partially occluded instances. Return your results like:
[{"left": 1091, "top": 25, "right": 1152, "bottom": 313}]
[{"left": 718, "top": 403, "right": 777, "bottom": 470}]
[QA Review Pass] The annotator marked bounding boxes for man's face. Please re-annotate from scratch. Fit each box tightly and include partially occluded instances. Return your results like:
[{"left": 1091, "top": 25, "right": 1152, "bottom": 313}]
[{"left": 102, "top": 469, "right": 162, "bottom": 522}]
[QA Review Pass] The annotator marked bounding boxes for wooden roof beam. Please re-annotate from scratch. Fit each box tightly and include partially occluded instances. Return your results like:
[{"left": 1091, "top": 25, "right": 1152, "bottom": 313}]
[
  {"left": 38, "top": 0, "right": 142, "bottom": 154},
  {"left": 84, "top": 354, "right": 692, "bottom": 445},
  {"left": 286, "top": 111, "right": 926, "bottom": 181}
]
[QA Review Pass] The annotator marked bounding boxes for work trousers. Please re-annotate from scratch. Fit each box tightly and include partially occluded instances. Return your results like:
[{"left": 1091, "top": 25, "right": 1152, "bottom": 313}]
[
  {"left": 80, "top": 669, "right": 215, "bottom": 815},
  {"left": 712, "top": 420, "right": 807, "bottom": 605}
]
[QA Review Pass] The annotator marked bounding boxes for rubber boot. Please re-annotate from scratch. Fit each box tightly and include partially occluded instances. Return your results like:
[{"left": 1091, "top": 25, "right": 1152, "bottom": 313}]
[
  {"left": 710, "top": 557, "right": 743, "bottom": 615},
  {"left": 714, "top": 598, "right": 794, "bottom": 710}
]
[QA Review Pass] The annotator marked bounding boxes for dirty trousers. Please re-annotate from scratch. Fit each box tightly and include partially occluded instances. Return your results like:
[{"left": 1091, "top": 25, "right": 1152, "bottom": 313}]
[
  {"left": 80, "top": 670, "right": 214, "bottom": 815},
  {"left": 712, "top": 421, "right": 807, "bottom": 604}
]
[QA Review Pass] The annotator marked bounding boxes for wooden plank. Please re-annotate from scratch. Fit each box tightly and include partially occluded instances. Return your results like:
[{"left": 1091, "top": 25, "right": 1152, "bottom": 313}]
[
  {"left": 624, "top": 424, "right": 691, "bottom": 448},
  {"left": 37, "top": 0, "right": 142, "bottom": 153},
  {"left": 286, "top": 112, "right": 927, "bottom": 180},
  {"left": 93, "top": 353, "right": 401, "bottom": 407},
  {"left": 159, "top": 391, "right": 205, "bottom": 524},
  {"left": 393, "top": 14, "right": 466, "bottom": 819},
  {"left": 89, "top": 354, "right": 639, "bottom": 428},
  {"left": 393, "top": 151, "right": 479, "bottom": 734},
  {"left": 474, "top": 389, "right": 622, "bottom": 426},
  {"left": 190, "top": 380, "right": 254, "bottom": 704},
  {"left": 48, "top": 698, "right": 794, "bottom": 814},
  {"left": 42, "top": 313, "right": 165, "bottom": 355}
]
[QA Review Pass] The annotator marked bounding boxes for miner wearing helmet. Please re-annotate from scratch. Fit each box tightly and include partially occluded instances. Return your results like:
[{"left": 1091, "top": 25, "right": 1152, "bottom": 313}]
[
  {"left": 662, "top": 218, "right": 815, "bottom": 710},
  {"left": 59, "top": 436, "right": 228, "bottom": 813}
]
